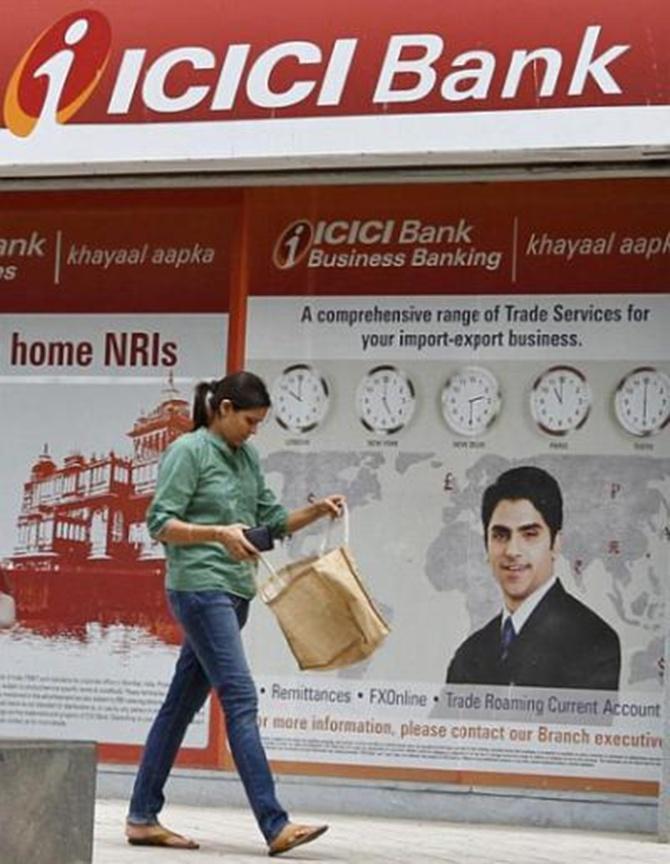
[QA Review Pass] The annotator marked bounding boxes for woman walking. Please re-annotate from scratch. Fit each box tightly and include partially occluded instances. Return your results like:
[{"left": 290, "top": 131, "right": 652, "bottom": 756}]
[{"left": 126, "top": 371, "right": 343, "bottom": 855}]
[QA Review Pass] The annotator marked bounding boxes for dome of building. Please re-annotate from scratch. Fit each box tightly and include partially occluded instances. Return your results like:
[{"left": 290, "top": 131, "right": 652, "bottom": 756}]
[{"left": 30, "top": 444, "right": 57, "bottom": 479}]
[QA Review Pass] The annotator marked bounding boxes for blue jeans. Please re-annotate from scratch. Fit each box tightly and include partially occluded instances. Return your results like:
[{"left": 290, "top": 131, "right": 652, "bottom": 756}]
[{"left": 127, "top": 590, "right": 288, "bottom": 843}]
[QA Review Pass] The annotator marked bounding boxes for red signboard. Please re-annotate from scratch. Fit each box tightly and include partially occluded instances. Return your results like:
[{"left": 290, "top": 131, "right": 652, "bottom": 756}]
[
  {"left": 247, "top": 179, "right": 670, "bottom": 296},
  {"left": 0, "top": 1, "right": 668, "bottom": 173},
  {"left": 1, "top": 0, "right": 668, "bottom": 129},
  {"left": 0, "top": 188, "right": 240, "bottom": 312}
]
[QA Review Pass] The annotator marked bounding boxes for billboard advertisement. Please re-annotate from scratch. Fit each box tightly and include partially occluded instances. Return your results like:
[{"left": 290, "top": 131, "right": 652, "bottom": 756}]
[
  {"left": 244, "top": 179, "right": 669, "bottom": 795},
  {"left": 0, "top": 178, "right": 668, "bottom": 795},
  {"left": 0, "top": 188, "right": 236, "bottom": 765}
]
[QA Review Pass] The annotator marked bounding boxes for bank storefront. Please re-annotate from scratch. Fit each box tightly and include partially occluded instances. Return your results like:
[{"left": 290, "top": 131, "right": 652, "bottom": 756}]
[{"left": 0, "top": 0, "right": 668, "bottom": 835}]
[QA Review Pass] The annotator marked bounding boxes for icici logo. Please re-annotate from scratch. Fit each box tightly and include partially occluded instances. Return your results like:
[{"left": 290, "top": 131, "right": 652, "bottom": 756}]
[
  {"left": 273, "top": 220, "right": 315, "bottom": 270},
  {"left": 4, "top": 10, "right": 111, "bottom": 137}
]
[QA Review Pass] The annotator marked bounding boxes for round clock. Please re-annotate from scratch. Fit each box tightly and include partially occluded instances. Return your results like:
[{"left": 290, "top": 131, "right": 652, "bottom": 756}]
[
  {"left": 530, "top": 365, "right": 592, "bottom": 436},
  {"left": 356, "top": 365, "right": 416, "bottom": 434},
  {"left": 270, "top": 364, "right": 330, "bottom": 434},
  {"left": 614, "top": 366, "right": 670, "bottom": 437},
  {"left": 441, "top": 366, "right": 501, "bottom": 437}
]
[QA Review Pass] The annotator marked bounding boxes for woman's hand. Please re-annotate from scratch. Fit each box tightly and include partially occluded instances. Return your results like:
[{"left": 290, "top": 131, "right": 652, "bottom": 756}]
[
  {"left": 215, "top": 523, "right": 259, "bottom": 560},
  {"left": 314, "top": 494, "right": 346, "bottom": 519},
  {"left": 286, "top": 494, "right": 346, "bottom": 533}
]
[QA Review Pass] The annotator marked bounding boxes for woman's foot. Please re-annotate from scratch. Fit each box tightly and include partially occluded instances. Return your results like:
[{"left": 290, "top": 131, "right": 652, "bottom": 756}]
[
  {"left": 125, "top": 822, "right": 200, "bottom": 849},
  {"left": 268, "top": 822, "right": 329, "bottom": 856}
]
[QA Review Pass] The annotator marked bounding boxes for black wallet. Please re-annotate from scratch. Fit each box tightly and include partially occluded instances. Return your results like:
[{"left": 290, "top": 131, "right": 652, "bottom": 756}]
[{"left": 243, "top": 525, "right": 274, "bottom": 552}]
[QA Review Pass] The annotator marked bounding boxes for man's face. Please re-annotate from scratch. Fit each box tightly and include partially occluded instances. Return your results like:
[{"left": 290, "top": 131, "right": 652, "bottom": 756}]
[{"left": 486, "top": 498, "right": 559, "bottom": 612}]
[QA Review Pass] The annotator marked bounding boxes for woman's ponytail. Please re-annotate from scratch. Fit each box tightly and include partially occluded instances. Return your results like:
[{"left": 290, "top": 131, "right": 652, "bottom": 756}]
[{"left": 192, "top": 380, "right": 216, "bottom": 429}]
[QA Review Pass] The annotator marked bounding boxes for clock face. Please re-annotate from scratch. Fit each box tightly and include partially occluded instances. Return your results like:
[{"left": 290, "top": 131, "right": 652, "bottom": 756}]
[
  {"left": 530, "top": 365, "right": 592, "bottom": 436},
  {"left": 614, "top": 367, "right": 670, "bottom": 437},
  {"left": 270, "top": 364, "right": 330, "bottom": 434},
  {"left": 441, "top": 366, "right": 501, "bottom": 437},
  {"left": 356, "top": 365, "right": 416, "bottom": 434}
]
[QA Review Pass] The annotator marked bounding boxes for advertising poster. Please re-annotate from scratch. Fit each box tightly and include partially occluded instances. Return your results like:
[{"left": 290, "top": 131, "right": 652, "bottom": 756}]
[
  {"left": 0, "top": 189, "right": 236, "bottom": 760},
  {"left": 244, "top": 179, "right": 669, "bottom": 793}
]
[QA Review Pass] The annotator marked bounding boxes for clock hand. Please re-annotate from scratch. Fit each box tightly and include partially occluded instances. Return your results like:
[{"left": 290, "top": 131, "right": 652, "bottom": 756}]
[
  {"left": 552, "top": 380, "right": 564, "bottom": 404},
  {"left": 467, "top": 395, "right": 483, "bottom": 423},
  {"left": 288, "top": 389, "right": 303, "bottom": 402},
  {"left": 642, "top": 379, "right": 649, "bottom": 422},
  {"left": 470, "top": 395, "right": 486, "bottom": 425},
  {"left": 381, "top": 380, "right": 392, "bottom": 414}
]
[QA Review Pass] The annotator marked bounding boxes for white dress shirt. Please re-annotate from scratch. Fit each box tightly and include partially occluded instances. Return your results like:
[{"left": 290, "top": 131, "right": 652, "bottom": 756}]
[{"left": 501, "top": 575, "right": 557, "bottom": 637}]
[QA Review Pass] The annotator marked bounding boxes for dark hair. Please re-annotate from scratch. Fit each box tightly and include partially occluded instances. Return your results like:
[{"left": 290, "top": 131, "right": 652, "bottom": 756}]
[
  {"left": 192, "top": 371, "right": 271, "bottom": 430},
  {"left": 481, "top": 466, "right": 563, "bottom": 546}
]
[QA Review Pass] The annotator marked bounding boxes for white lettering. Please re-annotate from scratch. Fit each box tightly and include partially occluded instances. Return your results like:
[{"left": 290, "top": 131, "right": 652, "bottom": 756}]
[
  {"left": 211, "top": 44, "right": 251, "bottom": 110},
  {"left": 502, "top": 48, "right": 562, "bottom": 98},
  {"left": 374, "top": 34, "right": 443, "bottom": 103},
  {"left": 142, "top": 47, "right": 215, "bottom": 112},
  {"left": 311, "top": 219, "right": 396, "bottom": 245},
  {"left": 357, "top": 221, "right": 382, "bottom": 244},
  {"left": 108, "top": 49, "right": 146, "bottom": 114},
  {"left": 101, "top": 24, "right": 634, "bottom": 120},
  {"left": 321, "top": 221, "right": 349, "bottom": 244},
  {"left": 317, "top": 38, "right": 358, "bottom": 106},
  {"left": 568, "top": 25, "right": 629, "bottom": 95},
  {"left": 247, "top": 41, "right": 321, "bottom": 108},
  {"left": 33, "top": 19, "right": 90, "bottom": 127},
  {"left": 442, "top": 51, "right": 495, "bottom": 101}
]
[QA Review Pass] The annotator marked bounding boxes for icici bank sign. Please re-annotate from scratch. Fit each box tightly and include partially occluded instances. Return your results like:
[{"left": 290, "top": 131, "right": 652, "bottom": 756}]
[
  {"left": 108, "top": 27, "right": 631, "bottom": 116},
  {"left": 0, "top": 3, "right": 668, "bottom": 172}
]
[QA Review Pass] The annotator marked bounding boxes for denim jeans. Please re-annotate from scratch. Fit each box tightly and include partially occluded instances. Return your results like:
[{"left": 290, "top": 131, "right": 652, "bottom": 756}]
[{"left": 127, "top": 590, "right": 288, "bottom": 843}]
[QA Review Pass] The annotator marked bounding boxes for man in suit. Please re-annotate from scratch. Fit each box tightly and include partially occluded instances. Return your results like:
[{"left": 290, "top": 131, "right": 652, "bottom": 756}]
[{"left": 446, "top": 466, "right": 620, "bottom": 690}]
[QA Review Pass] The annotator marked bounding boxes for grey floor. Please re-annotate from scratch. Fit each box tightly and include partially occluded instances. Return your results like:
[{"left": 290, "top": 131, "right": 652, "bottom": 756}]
[{"left": 95, "top": 798, "right": 669, "bottom": 864}]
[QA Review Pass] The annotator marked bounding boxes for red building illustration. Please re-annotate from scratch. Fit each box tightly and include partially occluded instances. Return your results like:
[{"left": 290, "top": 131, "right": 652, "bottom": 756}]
[{"left": 3, "top": 377, "right": 192, "bottom": 643}]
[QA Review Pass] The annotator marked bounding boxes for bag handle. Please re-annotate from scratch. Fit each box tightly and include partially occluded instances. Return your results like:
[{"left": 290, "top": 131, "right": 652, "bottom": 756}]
[
  {"left": 256, "top": 551, "right": 278, "bottom": 581},
  {"left": 319, "top": 502, "right": 349, "bottom": 555},
  {"left": 254, "top": 504, "right": 348, "bottom": 603}
]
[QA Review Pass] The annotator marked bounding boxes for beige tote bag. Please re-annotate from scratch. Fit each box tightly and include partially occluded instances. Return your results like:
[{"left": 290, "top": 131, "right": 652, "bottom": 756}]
[{"left": 257, "top": 507, "right": 389, "bottom": 671}]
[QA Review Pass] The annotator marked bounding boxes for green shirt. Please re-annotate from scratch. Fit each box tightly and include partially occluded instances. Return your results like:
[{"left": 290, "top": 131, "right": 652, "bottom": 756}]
[{"left": 147, "top": 426, "right": 288, "bottom": 597}]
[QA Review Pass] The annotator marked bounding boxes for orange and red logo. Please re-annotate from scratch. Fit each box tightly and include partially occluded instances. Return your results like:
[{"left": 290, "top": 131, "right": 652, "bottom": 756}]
[{"left": 4, "top": 10, "right": 111, "bottom": 137}]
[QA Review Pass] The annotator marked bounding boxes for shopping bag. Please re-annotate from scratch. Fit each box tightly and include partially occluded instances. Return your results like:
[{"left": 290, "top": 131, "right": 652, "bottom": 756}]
[
  {"left": 257, "top": 506, "right": 389, "bottom": 671},
  {"left": 0, "top": 591, "right": 16, "bottom": 629}
]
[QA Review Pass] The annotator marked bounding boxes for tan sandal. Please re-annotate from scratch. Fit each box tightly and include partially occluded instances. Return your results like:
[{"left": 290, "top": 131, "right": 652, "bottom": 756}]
[
  {"left": 125, "top": 822, "right": 200, "bottom": 849},
  {"left": 268, "top": 822, "right": 328, "bottom": 856}
]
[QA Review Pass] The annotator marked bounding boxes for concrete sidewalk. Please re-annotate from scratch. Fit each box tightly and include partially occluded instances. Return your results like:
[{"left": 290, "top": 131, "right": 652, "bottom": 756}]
[{"left": 94, "top": 798, "right": 668, "bottom": 864}]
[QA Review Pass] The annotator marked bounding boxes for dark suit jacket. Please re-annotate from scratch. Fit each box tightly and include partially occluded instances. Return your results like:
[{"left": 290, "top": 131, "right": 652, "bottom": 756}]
[{"left": 446, "top": 580, "right": 621, "bottom": 690}]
